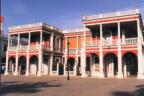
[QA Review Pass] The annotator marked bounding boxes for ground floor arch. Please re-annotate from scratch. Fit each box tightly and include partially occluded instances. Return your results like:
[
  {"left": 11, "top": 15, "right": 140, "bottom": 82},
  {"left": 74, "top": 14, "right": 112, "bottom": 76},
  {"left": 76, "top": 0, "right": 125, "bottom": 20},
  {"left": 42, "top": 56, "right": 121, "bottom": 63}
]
[
  {"left": 59, "top": 63, "right": 64, "bottom": 75},
  {"left": 122, "top": 52, "right": 138, "bottom": 77},
  {"left": 52, "top": 58, "right": 59, "bottom": 71},
  {"left": 19, "top": 56, "right": 26, "bottom": 75},
  {"left": 30, "top": 55, "right": 38, "bottom": 75},
  {"left": 77, "top": 57, "right": 81, "bottom": 75},
  {"left": 51, "top": 57, "right": 63, "bottom": 75},
  {"left": 67, "top": 57, "right": 75, "bottom": 71},
  {"left": 8, "top": 57, "right": 16, "bottom": 74},
  {"left": 43, "top": 55, "right": 49, "bottom": 75},
  {"left": 104, "top": 53, "right": 118, "bottom": 77},
  {"left": 86, "top": 53, "right": 99, "bottom": 76}
]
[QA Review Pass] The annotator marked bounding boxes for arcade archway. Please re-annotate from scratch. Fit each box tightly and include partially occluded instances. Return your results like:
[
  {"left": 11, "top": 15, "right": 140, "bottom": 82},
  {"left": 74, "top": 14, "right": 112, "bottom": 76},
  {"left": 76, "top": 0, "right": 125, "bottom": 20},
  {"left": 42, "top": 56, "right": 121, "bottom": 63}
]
[
  {"left": 122, "top": 52, "right": 138, "bottom": 77},
  {"left": 104, "top": 53, "right": 118, "bottom": 77},
  {"left": 8, "top": 57, "right": 15, "bottom": 74},
  {"left": 19, "top": 56, "right": 26, "bottom": 75},
  {"left": 67, "top": 57, "right": 75, "bottom": 71},
  {"left": 30, "top": 56, "right": 38, "bottom": 75}
]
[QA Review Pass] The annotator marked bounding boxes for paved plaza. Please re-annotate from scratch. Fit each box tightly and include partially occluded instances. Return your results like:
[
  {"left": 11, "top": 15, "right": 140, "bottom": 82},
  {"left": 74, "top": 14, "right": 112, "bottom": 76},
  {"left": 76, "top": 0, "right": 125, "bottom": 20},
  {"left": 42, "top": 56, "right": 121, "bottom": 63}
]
[{"left": 0, "top": 76, "right": 144, "bottom": 96}]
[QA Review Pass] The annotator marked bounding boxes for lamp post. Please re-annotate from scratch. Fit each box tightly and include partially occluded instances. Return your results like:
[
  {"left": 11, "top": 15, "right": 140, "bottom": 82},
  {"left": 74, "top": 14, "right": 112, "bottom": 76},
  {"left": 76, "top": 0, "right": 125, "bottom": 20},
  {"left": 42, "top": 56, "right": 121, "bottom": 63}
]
[{"left": 67, "top": 41, "right": 70, "bottom": 80}]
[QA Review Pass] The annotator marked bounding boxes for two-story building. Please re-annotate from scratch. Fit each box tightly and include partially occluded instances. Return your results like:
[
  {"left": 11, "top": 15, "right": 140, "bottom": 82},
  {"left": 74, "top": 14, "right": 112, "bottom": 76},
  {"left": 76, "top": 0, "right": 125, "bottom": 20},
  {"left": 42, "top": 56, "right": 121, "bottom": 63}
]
[
  {"left": 63, "top": 9, "right": 144, "bottom": 79},
  {"left": 4, "top": 23, "right": 64, "bottom": 76},
  {"left": 4, "top": 9, "right": 144, "bottom": 79}
]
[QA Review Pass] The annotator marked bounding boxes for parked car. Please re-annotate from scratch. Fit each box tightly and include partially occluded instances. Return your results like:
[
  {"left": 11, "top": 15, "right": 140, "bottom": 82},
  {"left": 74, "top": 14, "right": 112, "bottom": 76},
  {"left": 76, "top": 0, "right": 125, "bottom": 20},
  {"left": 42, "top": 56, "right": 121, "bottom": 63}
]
[{"left": 0, "top": 64, "right": 5, "bottom": 74}]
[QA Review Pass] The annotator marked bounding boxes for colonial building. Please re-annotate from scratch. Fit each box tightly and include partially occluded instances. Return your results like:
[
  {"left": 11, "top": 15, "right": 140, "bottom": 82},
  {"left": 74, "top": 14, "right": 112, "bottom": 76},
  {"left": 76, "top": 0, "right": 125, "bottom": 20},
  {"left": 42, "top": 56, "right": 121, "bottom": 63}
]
[
  {"left": 4, "top": 23, "right": 64, "bottom": 76},
  {"left": 4, "top": 9, "right": 144, "bottom": 79}
]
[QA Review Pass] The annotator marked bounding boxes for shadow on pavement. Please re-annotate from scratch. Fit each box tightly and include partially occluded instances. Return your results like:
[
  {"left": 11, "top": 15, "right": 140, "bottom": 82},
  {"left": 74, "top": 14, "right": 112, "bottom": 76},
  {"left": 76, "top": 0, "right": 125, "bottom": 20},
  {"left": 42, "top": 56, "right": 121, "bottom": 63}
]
[
  {"left": 112, "top": 85, "right": 144, "bottom": 96},
  {"left": 0, "top": 81, "right": 62, "bottom": 96}
]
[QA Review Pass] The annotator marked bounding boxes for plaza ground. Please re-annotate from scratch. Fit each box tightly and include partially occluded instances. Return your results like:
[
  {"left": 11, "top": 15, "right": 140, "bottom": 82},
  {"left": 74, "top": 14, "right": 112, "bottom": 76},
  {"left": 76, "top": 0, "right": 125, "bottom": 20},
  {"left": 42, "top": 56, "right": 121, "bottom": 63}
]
[{"left": 0, "top": 75, "right": 144, "bottom": 96}]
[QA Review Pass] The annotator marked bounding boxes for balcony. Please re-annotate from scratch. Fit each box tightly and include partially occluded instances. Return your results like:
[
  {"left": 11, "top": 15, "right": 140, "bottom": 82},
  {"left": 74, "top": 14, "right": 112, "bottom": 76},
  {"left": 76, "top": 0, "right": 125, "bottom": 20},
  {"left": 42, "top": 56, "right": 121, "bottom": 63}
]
[
  {"left": 64, "top": 48, "right": 81, "bottom": 54},
  {"left": 121, "top": 38, "right": 138, "bottom": 45},
  {"left": 69, "top": 48, "right": 76, "bottom": 54},
  {"left": 29, "top": 45, "right": 40, "bottom": 51},
  {"left": 86, "top": 38, "right": 138, "bottom": 47},
  {"left": 8, "top": 46, "right": 18, "bottom": 51},
  {"left": 86, "top": 41, "right": 100, "bottom": 47},
  {"left": 8, "top": 44, "right": 51, "bottom": 51},
  {"left": 54, "top": 48, "right": 64, "bottom": 53},
  {"left": 19, "top": 45, "right": 28, "bottom": 51},
  {"left": 102, "top": 39, "right": 118, "bottom": 47}
]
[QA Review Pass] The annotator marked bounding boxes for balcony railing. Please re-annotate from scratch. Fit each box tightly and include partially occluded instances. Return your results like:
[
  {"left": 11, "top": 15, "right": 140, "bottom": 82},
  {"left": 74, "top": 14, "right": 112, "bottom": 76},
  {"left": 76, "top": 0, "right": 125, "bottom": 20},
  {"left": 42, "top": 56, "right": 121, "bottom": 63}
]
[
  {"left": 42, "top": 45, "right": 51, "bottom": 51},
  {"left": 8, "top": 46, "right": 18, "bottom": 51},
  {"left": 102, "top": 39, "right": 118, "bottom": 46},
  {"left": 8, "top": 44, "right": 50, "bottom": 51},
  {"left": 18, "top": 45, "right": 28, "bottom": 51},
  {"left": 69, "top": 49, "right": 76, "bottom": 54},
  {"left": 86, "top": 38, "right": 138, "bottom": 47},
  {"left": 29, "top": 45, "right": 40, "bottom": 51},
  {"left": 54, "top": 48, "right": 64, "bottom": 53},
  {"left": 121, "top": 38, "right": 138, "bottom": 45},
  {"left": 64, "top": 48, "right": 80, "bottom": 54},
  {"left": 86, "top": 41, "right": 100, "bottom": 47}
]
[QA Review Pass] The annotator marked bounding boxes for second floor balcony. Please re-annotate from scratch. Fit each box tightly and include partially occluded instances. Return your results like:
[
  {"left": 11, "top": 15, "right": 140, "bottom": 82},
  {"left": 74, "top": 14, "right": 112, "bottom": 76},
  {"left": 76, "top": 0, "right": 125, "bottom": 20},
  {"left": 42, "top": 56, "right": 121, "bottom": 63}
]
[
  {"left": 86, "top": 38, "right": 139, "bottom": 48},
  {"left": 7, "top": 44, "right": 62, "bottom": 52}
]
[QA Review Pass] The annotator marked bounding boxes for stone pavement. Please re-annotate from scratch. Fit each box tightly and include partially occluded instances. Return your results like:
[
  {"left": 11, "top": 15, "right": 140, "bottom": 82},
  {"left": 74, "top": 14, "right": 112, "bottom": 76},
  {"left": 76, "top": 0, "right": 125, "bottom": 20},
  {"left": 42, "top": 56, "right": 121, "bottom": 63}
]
[{"left": 0, "top": 75, "right": 144, "bottom": 96}]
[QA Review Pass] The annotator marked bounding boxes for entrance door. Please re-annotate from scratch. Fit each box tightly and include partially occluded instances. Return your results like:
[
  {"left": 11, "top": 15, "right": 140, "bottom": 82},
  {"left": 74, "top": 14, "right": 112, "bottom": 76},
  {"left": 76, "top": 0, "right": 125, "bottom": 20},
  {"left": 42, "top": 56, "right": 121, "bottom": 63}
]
[{"left": 59, "top": 64, "right": 64, "bottom": 75}]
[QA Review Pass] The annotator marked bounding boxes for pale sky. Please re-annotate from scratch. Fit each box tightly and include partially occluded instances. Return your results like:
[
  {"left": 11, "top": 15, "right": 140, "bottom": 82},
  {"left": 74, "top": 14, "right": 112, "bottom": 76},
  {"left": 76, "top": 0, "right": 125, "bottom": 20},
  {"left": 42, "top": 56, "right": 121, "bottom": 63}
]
[{"left": 2, "top": 0, "right": 144, "bottom": 34}]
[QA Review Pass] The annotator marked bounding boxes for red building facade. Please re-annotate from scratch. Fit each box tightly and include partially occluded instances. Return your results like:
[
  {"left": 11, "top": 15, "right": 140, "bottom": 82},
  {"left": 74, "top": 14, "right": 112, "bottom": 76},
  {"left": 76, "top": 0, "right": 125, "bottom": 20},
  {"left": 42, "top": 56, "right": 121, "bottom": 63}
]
[{"left": 4, "top": 9, "right": 144, "bottom": 79}]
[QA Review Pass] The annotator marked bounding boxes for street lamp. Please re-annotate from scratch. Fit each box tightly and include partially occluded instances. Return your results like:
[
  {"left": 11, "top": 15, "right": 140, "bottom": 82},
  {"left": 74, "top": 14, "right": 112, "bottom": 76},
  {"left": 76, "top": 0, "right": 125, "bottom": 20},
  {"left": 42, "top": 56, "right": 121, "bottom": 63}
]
[{"left": 67, "top": 41, "right": 70, "bottom": 80}]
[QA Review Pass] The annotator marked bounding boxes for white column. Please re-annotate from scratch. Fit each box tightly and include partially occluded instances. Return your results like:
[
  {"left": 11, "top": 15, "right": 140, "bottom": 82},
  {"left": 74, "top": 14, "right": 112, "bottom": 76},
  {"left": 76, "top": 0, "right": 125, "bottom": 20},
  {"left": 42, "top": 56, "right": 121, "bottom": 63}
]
[
  {"left": 49, "top": 54, "right": 53, "bottom": 75},
  {"left": 8, "top": 35, "right": 10, "bottom": 47},
  {"left": 40, "top": 31, "right": 43, "bottom": 49},
  {"left": 25, "top": 53, "right": 30, "bottom": 76},
  {"left": 137, "top": 19, "right": 144, "bottom": 79},
  {"left": 64, "top": 37, "right": 68, "bottom": 76},
  {"left": 99, "top": 24, "right": 104, "bottom": 78},
  {"left": 25, "top": 32, "right": 30, "bottom": 76},
  {"left": 74, "top": 36, "right": 79, "bottom": 76},
  {"left": 14, "top": 34, "right": 20, "bottom": 75},
  {"left": 4, "top": 35, "right": 10, "bottom": 75},
  {"left": 64, "top": 54, "right": 67, "bottom": 76},
  {"left": 59, "top": 38, "right": 61, "bottom": 52},
  {"left": 4, "top": 52, "right": 9, "bottom": 75},
  {"left": 50, "top": 32, "right": 54, "bottom": 51},
  {"left": 81, "top": 25, "right": 86, "bottom": 77},
  {"left": 49, "top": 32, "right": 54, "bottom": 75},
  {"left": 37, "top": 31, "right": 43, "bottom": 76},
  {"left": 37, "top": 51, "right": 42, "bottom": 76},
  {"left": 74, "top": 52, "right": 78, "bottom": 76},
  {"left": 14, "top": 53, "right": 18, "bottom": 75},
  {"left": 117, "top": 22, "right": 123, "bottom": 78},
  {"left": 18, "top": 34, "right": 20, "bottom": 46}
]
